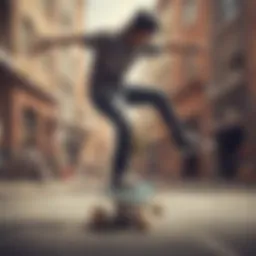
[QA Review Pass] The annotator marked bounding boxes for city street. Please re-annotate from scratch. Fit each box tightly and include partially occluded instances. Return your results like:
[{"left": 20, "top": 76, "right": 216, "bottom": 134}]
[
  {"left": 0, "top": 180, "right": 255, "bottom": 256},
  {"left": 0, "top": 0, "right": 256, "bottom": 255}
]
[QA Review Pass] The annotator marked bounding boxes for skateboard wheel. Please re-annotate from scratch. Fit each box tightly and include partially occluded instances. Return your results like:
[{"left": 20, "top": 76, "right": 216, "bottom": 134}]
[
  {"left": 134, "top": 213, "right": 150, "bottom": 232},
  {"left": 88, "top": 206, "right": 109, "bottom": 230}
]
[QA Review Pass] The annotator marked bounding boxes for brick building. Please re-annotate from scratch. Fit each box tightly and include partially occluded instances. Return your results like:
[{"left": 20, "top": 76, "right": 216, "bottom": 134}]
[
  {"left": 242, "top": 0, "right": 256, "bottom": 180},
  {"left": 206, "top": 0, "right": 256, "bottom": 182},
  {"left": 0, "top": 0, "right": 87, "bottom": 178},
  {"left": 143, "top": 0, "right": 214, "bottom": 181},
  {"left": 208, "top": 0, "right": 251, "bottom": 180},
  {"left": 148, "top": 0, "right": 256, "bottom": 182},
  {"left": 53, "top": 0, "right": 87, "bottom": 175},
  {"left": 124, "top": 1, "right": 175, "bottom": 177}
]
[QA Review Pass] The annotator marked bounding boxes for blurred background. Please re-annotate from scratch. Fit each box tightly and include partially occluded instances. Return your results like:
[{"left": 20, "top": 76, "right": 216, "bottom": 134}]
[
  {"left": 0, "top": 1, "right": 255, "bottom": 255},
  {"left": 0, "top": 0, "right": 255, "bottom": 184}
]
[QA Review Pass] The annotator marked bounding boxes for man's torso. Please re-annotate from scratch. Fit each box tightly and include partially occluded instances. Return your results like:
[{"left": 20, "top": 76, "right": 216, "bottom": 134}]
[{"left": 91, "top": 34, "right": 138, "bottom": 88}]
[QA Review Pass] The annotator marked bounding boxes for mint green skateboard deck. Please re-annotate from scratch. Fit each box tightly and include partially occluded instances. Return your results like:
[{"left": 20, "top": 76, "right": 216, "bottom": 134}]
[
  {"left": 88, "top": 182, "right": 160, "bottom": 232},
  {"left": 107, "top": 182, "right": 155, "bottom": 205}
]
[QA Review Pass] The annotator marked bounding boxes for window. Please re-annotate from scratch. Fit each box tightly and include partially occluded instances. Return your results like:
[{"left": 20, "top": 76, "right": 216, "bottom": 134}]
[
  {"left": 22, "top": 109, "right": 38, "bottom": 147},
  {"left": 20, "top": 18, "right": 35, "bottom": 54},
  {"left": 158, "top": 0, "right": 172, "bottom": 11},
  {"left": 160, "top": 1, "right": 174, "bottom": 33},
  {"left": 220, "top": 0, "right": 239, "bottom": 22},
  {"left": 183, "top": 0, "right": 198, "bottom": 25},
  {"left": 41, "top": 0, "right": 55, "bottom": 19},
  {"left": 61, "top": 13, "right": 72, "bottom": 29}
]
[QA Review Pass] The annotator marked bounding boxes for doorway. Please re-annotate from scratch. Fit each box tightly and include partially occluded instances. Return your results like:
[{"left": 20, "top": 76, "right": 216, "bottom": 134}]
[
  {"left": 216, "top": 125, "right": 245, "bottom": 180},
  {"left": 182, "top": 117, "right": 201, "bottom": 179}
]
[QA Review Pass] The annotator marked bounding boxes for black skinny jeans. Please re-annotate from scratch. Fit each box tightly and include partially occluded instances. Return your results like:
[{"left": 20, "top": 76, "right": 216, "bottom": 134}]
[{"left": 91, "top": 86, "right": 187, "bottom": 188}]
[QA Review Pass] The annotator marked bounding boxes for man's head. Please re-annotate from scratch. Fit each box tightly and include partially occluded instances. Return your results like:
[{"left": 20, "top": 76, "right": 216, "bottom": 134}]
[{"left": 124, "top": 11, "right": 159, "bottom": 46}]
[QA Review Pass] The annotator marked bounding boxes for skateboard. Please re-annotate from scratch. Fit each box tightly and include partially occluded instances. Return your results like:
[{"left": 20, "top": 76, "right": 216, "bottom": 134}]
[{"left": 88, "top": 182, "right": 163, "bottom": 232}]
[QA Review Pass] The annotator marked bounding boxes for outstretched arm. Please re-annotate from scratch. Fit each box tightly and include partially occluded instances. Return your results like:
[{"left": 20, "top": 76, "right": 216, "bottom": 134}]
[{"left": 33, "top": 33, "right": 105, "bottom": 53}]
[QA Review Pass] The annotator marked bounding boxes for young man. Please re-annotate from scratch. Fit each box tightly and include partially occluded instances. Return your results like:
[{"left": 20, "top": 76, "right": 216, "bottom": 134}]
[{"left": 35, "top": 11, "right": 195, "bottom": 190}]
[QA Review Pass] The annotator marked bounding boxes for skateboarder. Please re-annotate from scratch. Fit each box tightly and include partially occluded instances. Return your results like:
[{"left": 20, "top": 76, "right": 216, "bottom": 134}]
[{"left": 35, "top": 11, "right": 195, "bottom": 191}]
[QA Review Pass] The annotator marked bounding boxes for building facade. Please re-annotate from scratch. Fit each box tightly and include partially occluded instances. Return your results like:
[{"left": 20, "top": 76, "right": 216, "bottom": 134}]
[
  {"left": 242, "top": 0, "right": 256, "bottom": 180},
  {"left": 153, "top": 0, "right": 256, "bottom": 182},
  {"left": 0, "top": 0, "right": 87, "bottom": 178},
  {"left": 209, "top": 0, "right": 250, "bottom": 180},
  {"left": 146, "top": 0, "right": 214, "bottom": 180},
  {"left": 208, "top": 0, "right": 256, "bottom": 182}
]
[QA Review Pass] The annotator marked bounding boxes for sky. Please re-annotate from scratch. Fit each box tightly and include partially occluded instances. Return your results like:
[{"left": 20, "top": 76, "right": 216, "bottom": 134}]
[
  {"left": 86, "top": 0, "right": 157, "bottom": 32},
  {"left": 84, "top": 0, "right": 158, "bottom": 84}
]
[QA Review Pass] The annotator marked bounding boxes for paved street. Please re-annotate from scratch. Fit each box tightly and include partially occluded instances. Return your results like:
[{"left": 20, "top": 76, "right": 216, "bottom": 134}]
[{"left": 0, "top": 181, "right": 255, "bottom": 256}]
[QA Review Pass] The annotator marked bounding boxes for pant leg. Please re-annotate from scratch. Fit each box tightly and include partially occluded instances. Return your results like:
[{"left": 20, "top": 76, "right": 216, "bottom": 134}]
[
  {"left": 125, "top": 87, "right": 188, "bottom": 148},
  {"left": 92, "top": 91, "right": 132, "bottom": 189}
]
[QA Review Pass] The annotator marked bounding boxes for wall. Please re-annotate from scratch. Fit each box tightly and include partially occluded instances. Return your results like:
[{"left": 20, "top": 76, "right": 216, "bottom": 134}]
[{"left": 158, "top": 0, "right": 214, "bottom": 178}]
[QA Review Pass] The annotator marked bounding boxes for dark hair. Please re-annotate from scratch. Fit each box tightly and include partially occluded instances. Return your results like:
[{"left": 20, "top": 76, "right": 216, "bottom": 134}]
[{"left": 126, "top": 11, "right": 159, "bottom": 34}]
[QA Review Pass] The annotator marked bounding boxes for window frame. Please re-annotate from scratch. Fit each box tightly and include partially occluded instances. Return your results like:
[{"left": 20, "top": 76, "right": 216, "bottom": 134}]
[
  {"left": 219, "top": 0, "right": 239, "bottom": 23},
  {"left": 182, "top": 0, "right": 198, "bottom": 26},
  {"left": 20, "top": 17, "right": 35, "bottom": 55}
]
